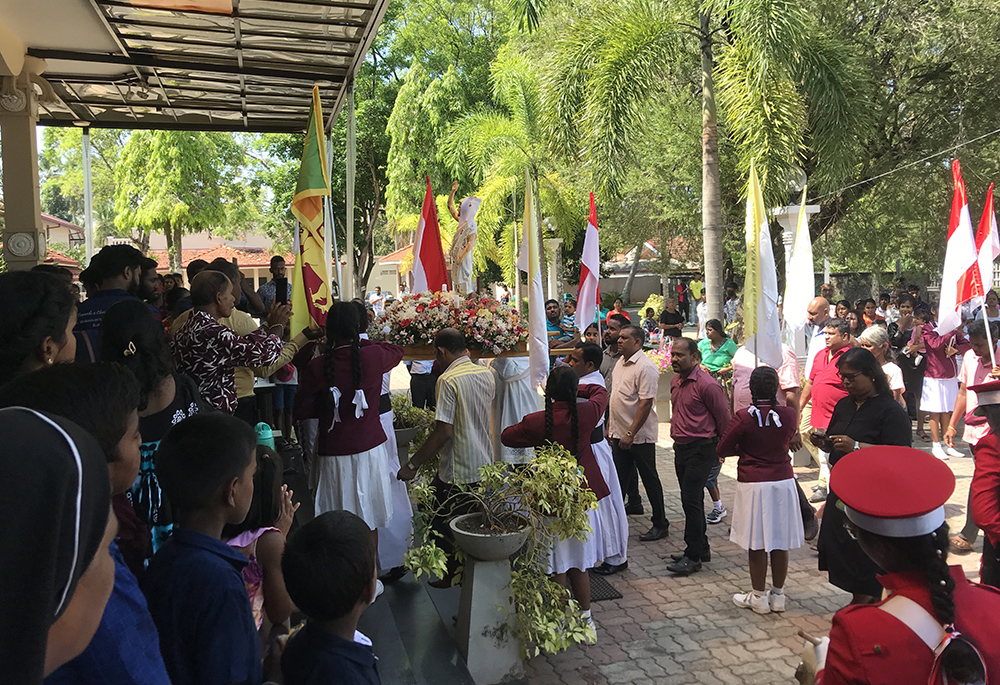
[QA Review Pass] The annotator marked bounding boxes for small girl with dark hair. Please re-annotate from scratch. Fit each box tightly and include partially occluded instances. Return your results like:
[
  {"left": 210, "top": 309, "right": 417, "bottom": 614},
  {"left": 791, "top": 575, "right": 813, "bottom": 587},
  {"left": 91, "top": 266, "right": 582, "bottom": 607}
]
[
  {"left": 0, "top": 271, "right": 77, "bottom": 383},
  {"left": 101, "top": 298, "right": 209, "bottom": 566},
  {"left": 908, "top": 303, "right": 970, "bottom": 460},
  {"left": 717, "top": 366, "right": 802, "bottom": 614},
  {"left": 502, "top": 365, "right": 609, "bottom": 640},
  {"left": 583, "top": 322, "right": 601, "bottom": 345},
  {"left": 224, "top": 446, "right": 299, "bottom": 635},
  {"left": 295, "top": 301, "right": 404, "bottom": 560}
]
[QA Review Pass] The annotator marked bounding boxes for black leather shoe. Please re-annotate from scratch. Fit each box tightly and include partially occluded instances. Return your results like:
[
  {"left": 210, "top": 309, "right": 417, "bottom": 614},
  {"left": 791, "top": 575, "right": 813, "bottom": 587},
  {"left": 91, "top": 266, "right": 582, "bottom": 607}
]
[
  {"left": 639, "top": 525, "right": 669, "bottom": 542},
  {"left": 666, "top": 556, "right": 703, "bottom": 576},
  {"left": 670, "top": 551, "right": 711, "bottom": 563},
  {"left": 624, "top": 501, "right": 644, "bottom": 515},
  {"left": 378, "top": 566, "right": 408, "bottom": 583},
  {"left": 592, "top": 561, "right": 628, "bottom": 576}
]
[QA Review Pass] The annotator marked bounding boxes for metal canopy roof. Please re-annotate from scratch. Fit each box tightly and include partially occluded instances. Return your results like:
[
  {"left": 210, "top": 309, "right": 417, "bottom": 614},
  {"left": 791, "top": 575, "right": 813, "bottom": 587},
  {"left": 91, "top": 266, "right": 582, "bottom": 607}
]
[{"left": 21, "top": 0, "right": 390, "bottom": 132}]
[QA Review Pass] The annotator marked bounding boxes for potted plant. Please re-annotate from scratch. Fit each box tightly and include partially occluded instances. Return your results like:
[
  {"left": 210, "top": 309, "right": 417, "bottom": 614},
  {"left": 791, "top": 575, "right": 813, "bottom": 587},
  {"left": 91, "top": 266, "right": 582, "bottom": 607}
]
[
  {"left": 404, "top": 442, "right": 598, "bottom": 657},
  {"left": 390, "top": 393, "right": 434, "bottom": 468}
]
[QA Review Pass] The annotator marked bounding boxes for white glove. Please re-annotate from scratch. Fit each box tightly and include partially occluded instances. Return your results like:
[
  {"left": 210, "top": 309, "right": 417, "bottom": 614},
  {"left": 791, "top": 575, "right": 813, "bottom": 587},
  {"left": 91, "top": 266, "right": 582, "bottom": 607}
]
[
  {"left": 796, "top": 635, "right": 830, "bottom": 684},
  {"left": 814, "top": 636, "right": 830, "bottom": 671}
]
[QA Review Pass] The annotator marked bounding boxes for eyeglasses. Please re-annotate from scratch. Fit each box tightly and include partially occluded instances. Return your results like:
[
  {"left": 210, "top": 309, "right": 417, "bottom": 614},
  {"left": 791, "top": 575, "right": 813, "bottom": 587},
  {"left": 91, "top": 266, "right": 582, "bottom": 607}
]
[{"left": 838, "top": 371, "right": 863, "bottom": 382}]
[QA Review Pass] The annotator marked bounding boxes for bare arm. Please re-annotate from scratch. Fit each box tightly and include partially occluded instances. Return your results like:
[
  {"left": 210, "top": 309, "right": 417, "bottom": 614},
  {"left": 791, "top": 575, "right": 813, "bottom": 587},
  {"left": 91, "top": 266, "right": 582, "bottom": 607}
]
[
  {"left": 945, "top": 383, "right": 968, "bottom": 448},
  {"left": 241, "top": 274, "right": 266, "bottom": 316},
  {"left": 256, "top": 530, "right": 295, "bottom": 626},
  {"left": 398, "top": 420, "right": 454, "bottom": 480},
  {"left": 447, "top": 181, "right": 460, "bottom": 222}
]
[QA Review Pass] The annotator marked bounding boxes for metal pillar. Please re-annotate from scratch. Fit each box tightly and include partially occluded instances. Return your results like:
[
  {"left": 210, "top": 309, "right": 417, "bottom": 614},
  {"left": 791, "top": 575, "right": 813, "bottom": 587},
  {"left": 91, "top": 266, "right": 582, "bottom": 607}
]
[
  {"left": 344, "top": 83, "right": 356, "bottom": 300},
  {"left": 0, "top": 70, "right": 45, "bottom": 270},
  {"left": 82, "top": 127, "right": 94, "bottom": 264},
  {"left": 323, "top": 132, "right": 342, "bottom": 296}
]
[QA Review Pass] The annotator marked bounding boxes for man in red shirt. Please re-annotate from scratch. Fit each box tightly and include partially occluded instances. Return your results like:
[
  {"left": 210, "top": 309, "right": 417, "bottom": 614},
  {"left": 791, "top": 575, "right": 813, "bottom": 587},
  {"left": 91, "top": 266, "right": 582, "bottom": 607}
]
[
  {"left": 666, "top": 338, "right": 731, "bottom": 576},
  {"left": 969, "top": 379, "right": 1000, "bottom": 587},
  {"left": 799, "top": 317, "right": 851, "bottom": 502}
]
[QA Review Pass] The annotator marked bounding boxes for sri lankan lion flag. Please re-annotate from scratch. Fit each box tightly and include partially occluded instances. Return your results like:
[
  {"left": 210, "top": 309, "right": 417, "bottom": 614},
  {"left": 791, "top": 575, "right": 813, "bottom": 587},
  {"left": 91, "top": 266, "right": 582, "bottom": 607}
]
[{"left": 290, "top": 85, "right": 332, "bottom": 335}]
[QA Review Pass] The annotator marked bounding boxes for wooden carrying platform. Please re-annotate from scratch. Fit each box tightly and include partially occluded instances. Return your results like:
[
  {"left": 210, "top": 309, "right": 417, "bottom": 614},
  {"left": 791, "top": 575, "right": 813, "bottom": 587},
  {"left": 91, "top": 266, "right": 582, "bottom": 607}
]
[{"left": 401, "top": 341, "right": 529, "bottom": 361}]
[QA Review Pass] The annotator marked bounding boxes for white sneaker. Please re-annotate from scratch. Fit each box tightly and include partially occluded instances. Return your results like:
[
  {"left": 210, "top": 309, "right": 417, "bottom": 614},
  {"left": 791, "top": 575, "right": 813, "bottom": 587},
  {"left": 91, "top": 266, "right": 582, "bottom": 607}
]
[
  {"left": 932, "top": 443, "right": 950, "bottom": 460},
  {"left": 706, "top": 507, "right": 728, "bottom": 524},
  {"left": 945, "top": 444, "right": 965, "bottom": 458},
  {"left": 770, "top": 591, "right": 786, "bottom": 613},
  {"left": 582, "top": 611, "right": 597, "bottom": 644},
  {"left": 733, "top": 591, "right": 770, "bottom": 614}
]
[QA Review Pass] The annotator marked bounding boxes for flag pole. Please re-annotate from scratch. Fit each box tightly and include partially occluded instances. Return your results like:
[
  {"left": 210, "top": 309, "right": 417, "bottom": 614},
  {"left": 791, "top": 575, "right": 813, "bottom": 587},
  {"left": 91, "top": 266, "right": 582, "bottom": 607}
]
[{"left": 982, "top": 300, "right": 998, "bottom": 368}]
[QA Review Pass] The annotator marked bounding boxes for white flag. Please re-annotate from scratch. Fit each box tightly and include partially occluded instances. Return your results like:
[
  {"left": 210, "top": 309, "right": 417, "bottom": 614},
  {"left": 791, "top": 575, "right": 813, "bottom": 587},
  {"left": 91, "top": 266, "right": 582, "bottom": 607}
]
[{"left": 517, "top": 170, "right": 548, "bottom": 390}]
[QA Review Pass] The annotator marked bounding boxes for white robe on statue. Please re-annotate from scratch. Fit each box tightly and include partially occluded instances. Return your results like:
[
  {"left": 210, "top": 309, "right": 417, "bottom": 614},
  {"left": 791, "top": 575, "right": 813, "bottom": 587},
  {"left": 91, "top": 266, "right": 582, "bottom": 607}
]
[{"left": 451, "top": 196, "right": 481, "bottom": 294}]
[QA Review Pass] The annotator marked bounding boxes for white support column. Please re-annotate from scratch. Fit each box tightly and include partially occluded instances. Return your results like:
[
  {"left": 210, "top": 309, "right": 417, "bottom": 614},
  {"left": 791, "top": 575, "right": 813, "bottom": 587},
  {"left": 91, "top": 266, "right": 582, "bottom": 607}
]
[
  {"left": 544, "top": 237, "right": 563, "bottom": 301},
  {"left": 344, "top": 83, "right": 356, "bottom": 300},
  {"left": 82, "top": 127, "right": 94, "bottom": 264},
  {"left": 0, "top": 68, "right": 45, "bottom": 270}
]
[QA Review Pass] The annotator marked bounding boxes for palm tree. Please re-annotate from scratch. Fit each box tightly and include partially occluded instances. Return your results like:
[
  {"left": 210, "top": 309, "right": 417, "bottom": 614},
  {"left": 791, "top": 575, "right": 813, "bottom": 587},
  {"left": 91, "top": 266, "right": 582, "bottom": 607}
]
[
  {"left": 542, "top": 0, "right": 866, "bottom": 321},
  {"left": 442, "top": 45, "right": 580, "bottom": 286}
]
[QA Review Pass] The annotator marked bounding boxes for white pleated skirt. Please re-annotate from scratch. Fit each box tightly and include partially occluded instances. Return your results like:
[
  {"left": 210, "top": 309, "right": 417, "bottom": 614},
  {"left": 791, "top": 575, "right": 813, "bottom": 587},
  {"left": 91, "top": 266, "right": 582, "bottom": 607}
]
[
  {"left": 314, "top": 440, "right": 394, "bottom": 530},
  {"left": 729, "top": 478, "right": 804, "bottom": 552},
  {"left": 593, "top": 439, "right": 628, "bottom": 566},
  {"left": 921, "top": 377, "right": 959, "bottom": 413},
  {"left": 546, "top": 506, "right": 603, "bottom": 575},
  {"left": 377, "top": 410, "right": 414, "bottom": 570}
]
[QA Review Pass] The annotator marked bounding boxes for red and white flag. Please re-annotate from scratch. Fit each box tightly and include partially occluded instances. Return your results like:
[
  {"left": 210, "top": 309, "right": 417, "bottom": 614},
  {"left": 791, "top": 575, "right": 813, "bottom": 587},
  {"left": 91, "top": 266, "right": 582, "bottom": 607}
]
[
  {"left": 411, "top": 176, "right": 450, "bottom": 294},
  {"left": 937, "top": 160, "right": 981, "bottom": 334},
  {"left": 976, "top": 183, "right": 999, "bottom": 296},
  {"left": 575, "top": 193, "right": 600, "bottom": 332}
]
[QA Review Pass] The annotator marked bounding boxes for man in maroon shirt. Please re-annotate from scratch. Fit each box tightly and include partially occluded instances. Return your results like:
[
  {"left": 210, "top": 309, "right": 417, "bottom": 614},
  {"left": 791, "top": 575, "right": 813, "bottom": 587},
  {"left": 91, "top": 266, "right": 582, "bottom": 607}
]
[
  {"left": 667, "top": 338, "right": 731, "bottom": 576},
  {"left": 799, "top": 317, "right": 851, "bottom": 502}
]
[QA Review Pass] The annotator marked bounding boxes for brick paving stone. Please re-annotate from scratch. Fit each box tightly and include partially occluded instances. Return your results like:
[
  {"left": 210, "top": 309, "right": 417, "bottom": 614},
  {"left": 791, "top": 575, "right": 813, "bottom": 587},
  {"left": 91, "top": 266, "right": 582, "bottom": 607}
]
[{"left": 525, "top": 418, "right": 983, "bottom": 684}]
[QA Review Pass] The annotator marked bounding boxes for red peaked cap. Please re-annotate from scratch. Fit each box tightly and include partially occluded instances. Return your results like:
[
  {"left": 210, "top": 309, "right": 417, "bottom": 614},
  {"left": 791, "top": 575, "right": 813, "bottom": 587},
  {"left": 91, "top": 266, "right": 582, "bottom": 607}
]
[
  {"left": 968, "top": 379, "right": 1000, "bottom": 415},
  {"left": 830, "top": 446, "right": 955, "bottom": 537}
]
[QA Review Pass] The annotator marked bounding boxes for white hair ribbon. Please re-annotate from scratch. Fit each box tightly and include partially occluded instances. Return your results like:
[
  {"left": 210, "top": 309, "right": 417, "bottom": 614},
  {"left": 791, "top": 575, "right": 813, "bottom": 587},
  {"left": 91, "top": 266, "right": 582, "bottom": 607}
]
[
  {"left": 747, "top": 405, "right": 781, "bottom": 428},
  {"left": 329, "top": 387, "right": 343, "bottom": 430},
  {"left": 353, "top": 389, "right": 369, "bottom": 419}
]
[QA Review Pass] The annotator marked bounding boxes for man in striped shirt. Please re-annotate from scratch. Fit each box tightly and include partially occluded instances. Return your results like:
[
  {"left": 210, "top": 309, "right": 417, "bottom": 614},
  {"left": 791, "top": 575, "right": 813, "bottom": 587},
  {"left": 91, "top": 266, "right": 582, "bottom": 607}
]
[{"left": 397, "top": 327, "right": 495, "bottom": 586}]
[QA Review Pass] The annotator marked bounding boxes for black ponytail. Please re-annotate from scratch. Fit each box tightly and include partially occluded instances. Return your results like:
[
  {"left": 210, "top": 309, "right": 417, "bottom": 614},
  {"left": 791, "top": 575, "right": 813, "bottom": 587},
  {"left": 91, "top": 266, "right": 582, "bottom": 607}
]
[
  {"left": 544, "top": 365, "right": 580, "bottom": 457},
  {"left": 898, "top": 524, "right": 987, "bottom": 684},
  {"left": 324, "top": 301, "right": 363, "bottom": 406}
]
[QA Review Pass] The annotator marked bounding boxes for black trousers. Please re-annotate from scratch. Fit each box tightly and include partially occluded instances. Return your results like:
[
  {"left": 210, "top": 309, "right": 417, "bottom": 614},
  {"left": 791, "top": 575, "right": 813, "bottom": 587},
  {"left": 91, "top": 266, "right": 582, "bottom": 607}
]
[
  {"left": 673, "top": 438, "right": 718, "bottom": 560},
  {"left": 983, "top": 537, "right": 1000, "bottom": 589},
  {"left": 959, "top": 444, "right": 982, "bottom": 543},
  {"left": 431, "top": 476, "right": 476, "bottom": 578},
  {"left": 234, "top": 395, "right": 257, "bottom": 427},
  {"left": 611, "top": 439, "right": 667, "bottom": 528},
  {"left": 411, "top": 374, "right": 436, "bottom": 410}
]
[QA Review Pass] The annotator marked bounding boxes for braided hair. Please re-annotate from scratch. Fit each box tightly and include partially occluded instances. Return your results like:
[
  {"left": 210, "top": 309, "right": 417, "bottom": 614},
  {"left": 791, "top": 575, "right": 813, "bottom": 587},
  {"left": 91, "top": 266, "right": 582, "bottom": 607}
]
[
  {"left": 876, "top": 523, "right": 987, "bottom": 683},
  {"left": 324, "top": 301, "right": 362, "bottom": 397},
  {"left": 0, "top": 271, "right": 76, "bottom": 384},
  {"left": 544, "top": 366, "right": 580, "bottom": 456},
  {"left": 748, "top": 366, "right": 779, "bottom": 405}
]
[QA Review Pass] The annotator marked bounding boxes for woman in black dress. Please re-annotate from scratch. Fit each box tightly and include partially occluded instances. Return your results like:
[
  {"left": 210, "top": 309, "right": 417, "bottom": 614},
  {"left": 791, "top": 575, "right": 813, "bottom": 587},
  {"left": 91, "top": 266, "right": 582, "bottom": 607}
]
[{"left": 813, "top": 347, "right": 912, "bottom": 604}]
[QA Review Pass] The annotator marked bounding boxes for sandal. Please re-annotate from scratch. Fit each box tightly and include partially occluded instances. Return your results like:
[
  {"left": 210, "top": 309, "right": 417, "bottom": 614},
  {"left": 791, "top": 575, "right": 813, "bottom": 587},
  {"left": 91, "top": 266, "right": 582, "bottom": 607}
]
[{"left": 950, "top": 536, "right": 974, "bottom": 553}]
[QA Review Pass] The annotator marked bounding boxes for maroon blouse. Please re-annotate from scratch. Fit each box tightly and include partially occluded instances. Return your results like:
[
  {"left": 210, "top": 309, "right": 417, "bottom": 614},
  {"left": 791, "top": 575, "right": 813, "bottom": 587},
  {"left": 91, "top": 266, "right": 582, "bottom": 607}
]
[
  {"left": 295, "top": 339, "right": 403, "bottom": 456},
  {"left": 501, "top": 384, "right": 610, "bottom": 500}
]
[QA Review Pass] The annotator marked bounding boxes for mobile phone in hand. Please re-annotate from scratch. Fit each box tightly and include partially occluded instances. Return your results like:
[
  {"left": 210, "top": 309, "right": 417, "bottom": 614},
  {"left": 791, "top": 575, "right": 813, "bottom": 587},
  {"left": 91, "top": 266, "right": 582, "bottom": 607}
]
[{"left": 275, "top": 277, "right": 288, "bottom": 305}]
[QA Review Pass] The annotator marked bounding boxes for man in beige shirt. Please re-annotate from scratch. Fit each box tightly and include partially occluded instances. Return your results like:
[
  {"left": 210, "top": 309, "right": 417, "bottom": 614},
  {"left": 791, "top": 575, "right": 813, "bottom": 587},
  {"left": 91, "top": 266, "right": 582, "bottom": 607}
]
[{"left": 608, "top": 324, "right": 668, "bottom": 542}]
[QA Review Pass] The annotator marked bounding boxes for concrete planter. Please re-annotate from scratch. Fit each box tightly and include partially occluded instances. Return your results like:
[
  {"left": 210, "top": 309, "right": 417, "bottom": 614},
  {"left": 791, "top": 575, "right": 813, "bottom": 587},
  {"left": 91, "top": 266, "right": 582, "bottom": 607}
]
[
  {"left": 449, "top": 513, "right": 528, "bottom": 685},
  {"left": 656, "top": 369, "right": 673, "bottom": 423}
]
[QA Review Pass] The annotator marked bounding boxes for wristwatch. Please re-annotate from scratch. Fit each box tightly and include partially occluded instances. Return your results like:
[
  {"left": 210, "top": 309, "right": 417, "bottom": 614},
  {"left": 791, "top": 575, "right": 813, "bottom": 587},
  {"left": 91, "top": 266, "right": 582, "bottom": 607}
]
[
  {"left": 853, "top": 440, "right": 860, "bottom": 451},
  {"left": 406, "top": 460, "right": 416, "bottom": 471}
]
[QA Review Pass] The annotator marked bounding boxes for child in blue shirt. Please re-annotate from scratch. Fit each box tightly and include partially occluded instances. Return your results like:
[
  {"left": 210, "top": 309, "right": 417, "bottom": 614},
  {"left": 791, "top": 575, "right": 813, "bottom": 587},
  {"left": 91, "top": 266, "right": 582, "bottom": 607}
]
[
  {"left": 142, "top": 413, "right": 262, "bottom": 685},
  {"left": 281, "top": 511, "right": 381, "bottom": 685}
]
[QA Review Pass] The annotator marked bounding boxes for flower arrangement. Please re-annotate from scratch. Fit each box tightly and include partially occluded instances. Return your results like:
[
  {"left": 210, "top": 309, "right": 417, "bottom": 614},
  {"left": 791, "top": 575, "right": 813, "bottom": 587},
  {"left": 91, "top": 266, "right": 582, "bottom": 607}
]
[
  {"left": 371, "top": 291, "right": 526, "bottom": 355},
  {"left": 647, "top": 343, "right": 673, "bottom": 374}
]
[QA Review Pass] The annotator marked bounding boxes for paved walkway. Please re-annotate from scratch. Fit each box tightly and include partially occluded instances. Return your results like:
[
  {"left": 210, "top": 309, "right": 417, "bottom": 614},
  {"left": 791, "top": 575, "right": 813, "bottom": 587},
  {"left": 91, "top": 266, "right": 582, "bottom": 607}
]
[{"left": 522, "top": 423, "right": 982, "bottom": 685}]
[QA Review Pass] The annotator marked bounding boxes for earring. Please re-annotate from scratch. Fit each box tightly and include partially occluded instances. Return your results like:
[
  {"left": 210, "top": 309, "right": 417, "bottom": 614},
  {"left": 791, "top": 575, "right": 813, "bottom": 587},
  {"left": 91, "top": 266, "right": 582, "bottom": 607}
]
[{"left": 46, "top": 358, "right": 54, "bottom": 365}]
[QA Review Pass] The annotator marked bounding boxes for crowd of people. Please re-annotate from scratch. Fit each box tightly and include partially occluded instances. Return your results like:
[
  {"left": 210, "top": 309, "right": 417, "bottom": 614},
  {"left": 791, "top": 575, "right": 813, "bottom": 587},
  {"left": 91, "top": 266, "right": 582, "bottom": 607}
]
[{"left": 3, "top": 245, "right": 1000, "bottom": 685}]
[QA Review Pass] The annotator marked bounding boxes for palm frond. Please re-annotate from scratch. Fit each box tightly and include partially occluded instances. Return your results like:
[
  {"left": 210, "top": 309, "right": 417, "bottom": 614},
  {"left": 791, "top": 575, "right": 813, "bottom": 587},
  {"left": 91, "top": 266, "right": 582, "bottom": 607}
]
[{"left": 442, "top": 111, "right": 530, "bottom": 181}]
